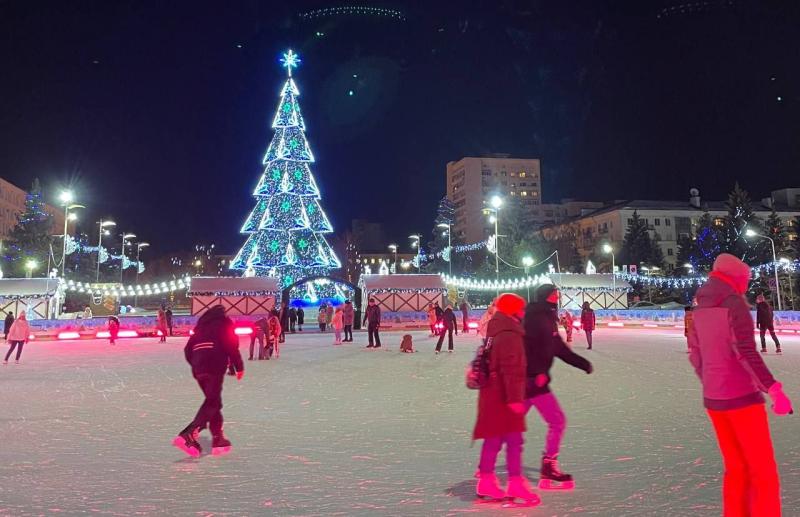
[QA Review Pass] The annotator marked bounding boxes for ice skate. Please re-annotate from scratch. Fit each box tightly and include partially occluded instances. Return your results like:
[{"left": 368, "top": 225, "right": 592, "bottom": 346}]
[
  {"left": 504, "top": 476, "right": 541, "bottom": 507},
  {"left": 538, "top": 454, "right": 575, "bottom": 490},
  {"left": 211, "top": 432, "right": 232, "bottom": 456},
  {"left": 777, "top": 348, "right": 783, "bottom": 355},
  {"left": 761, "top": 348, "right": 767, "bottom": 353},
  {"left": 475, "top": 472, "right": 505, "bottom": 501},
  {"left": 172, "top": 425, "right": 202, "bottom": 457}
]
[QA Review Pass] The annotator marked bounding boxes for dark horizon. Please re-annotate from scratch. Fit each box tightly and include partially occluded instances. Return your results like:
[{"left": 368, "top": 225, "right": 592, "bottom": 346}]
[{"left": 1, "top": 1, "right": 798, "bottom": 256}]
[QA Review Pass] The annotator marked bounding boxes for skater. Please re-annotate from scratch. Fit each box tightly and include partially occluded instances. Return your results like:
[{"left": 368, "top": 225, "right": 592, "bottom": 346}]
[
  {"left": 156, "top": 307, "right": 168, "bottom": 342},
  {"left": 83, "top": 306, "right": 93, "bottom": 319},
  {"left": 297, "top": 306, "right": 304, "bottom": 332},
  {"left": 318, "top": 304, "right": 327, "bottom": 332},
  {"left": 684, "top": 306, "right": 694, "bottom": 353},
  {"left": 248, "top": 317, "right": 267, "bottom": 360},
  {"left": 288, "top": 306, "right": 297, "bottom": 333},
  {"left": 426, "top": 303, "right": 438, "bottom": 336},
  {"left": 165, "top": 307, "right": 174, "bottom": 336},
  {"left": 559, "top": 310, "right": 574, "bottom": 343},
  {"left": 434, "top": 304, "right": 458, "bottom": 354},
  {"left": 688, "top": 253, "right": 793, "bottom": 516},
  {"left": 325, "top": 303, "right": 334, "bottom": 330},
  {"left": 342, "top": 300, "right": 354, "bottom": 342},
  {"left": 4, "top": 311, "right": 14, "bottom": 340},
  {"left": 332, "top": 306, "right": 344, "bottom": 345},
  {"left": 265, "top": 310, "right": 282, "bottom": 359},
  {"left": 473, "top": 293, "right": 540, "bottom": 506},
  {"left": 363, "top": 298, "right": 382, "bottom": 348},
  {"left": 580, "top": 302, "right": 595, "bottom": 350},
  {"left": 108, "top": 315, "right": 120, "bottom": 345},
  {"left": 278, "top": 301, "right": 289, "bottom": 343},
  {"left": 434, "top": 301, "right": 444, "bottom": 325},
  {"left": 756, "top": 294, "right": 781, "bottom": 354},
  {"left": 3, "top": 312, "right": 30, "bottom": 364},
  {"left": 478, "top": 303, "right": 495, "bottom": 339},
  {"left": 175, "top": 305, "right": 244, "bottom": 457},
  {"left": 523, "top": 284, "right": 593, "bottom": 490},
  {"left": 459, "top": 298, "right": 471, "bottom": 333}
]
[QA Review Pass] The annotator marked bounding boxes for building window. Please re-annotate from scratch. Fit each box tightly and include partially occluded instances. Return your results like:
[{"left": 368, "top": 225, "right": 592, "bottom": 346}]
[
  {"left": 519, "top": 172, "right": 526, "bottom": 178},
  {"left": 654, "top": 218, "right": 661, "bottom": 226},
  {"left": 510, "top": 191, "right": 516, "bottom": 196},
  {"left": 665, "top": 218, "right": 671, "bottom": 226},
  {"left": 501, "top": 171, "right": 507, "bottom": 176},
  {"left": 521, "top": 191, "right": 528, "bottom": 196},
  {"left": 627, "top": 218, "right": 633, "bottom": 225},
  {"left": 714, "top": 218, "right": 725, "bottom": 227},
  {"left": 667, "top": 248, "right": 674, "bottom": 256}
]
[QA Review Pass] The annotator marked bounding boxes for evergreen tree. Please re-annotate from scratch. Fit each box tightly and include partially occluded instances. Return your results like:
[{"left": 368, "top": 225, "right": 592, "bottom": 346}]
[
  {"left": 690, "top": 209, "right": 721, "bottom": 271},
  {"left": 648, "top": 234, "right": 666, "bottom": 270},
  {"left": 620, "top": 211, "right": 653, "bottom": 268},
  {"left": 231, "top": 50, "right": 340, "bottom": 287},
  {"left": 675, "top": 234, "right": 695, "bottom": 274},
  {"left": 4, "top": 179, "right": 54, "bottom": 277},
  {"left": 721, "top": 183, "right": 768, "bottom": 264},
  {"left": 765, "top": 208, "right": 792, "bottom": 259}
]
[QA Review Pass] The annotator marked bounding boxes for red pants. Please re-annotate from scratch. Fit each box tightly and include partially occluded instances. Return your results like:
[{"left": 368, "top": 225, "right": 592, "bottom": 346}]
[{"left": 707, "top": 404, "right": 781, "bottom": 517}]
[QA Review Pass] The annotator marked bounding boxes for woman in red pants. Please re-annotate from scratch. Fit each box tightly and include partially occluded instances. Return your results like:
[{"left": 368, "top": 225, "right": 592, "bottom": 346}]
[{"left": 688, "top": 254, "right": 793, "bottom": 516}]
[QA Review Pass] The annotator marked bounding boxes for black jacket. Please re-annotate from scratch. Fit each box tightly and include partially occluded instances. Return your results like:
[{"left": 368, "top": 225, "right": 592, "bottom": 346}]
[
  {"left": 434, "top": 305, "right": 444, "bottom": 320},
  {"left": 523, "top": 301, "right": 592, "bottom": 398},
  {"left": 184, "top": 306, "right": 244, "bottom": 377},
  {"left": 297, "top": 308, "right": 305, "bottom": 324},
  {"left": 441, "top": 308, "right": 458, "bottom": 330},
  {"left": 364, "top": 304, "right": 381, "bottom": 325},
  {"left": 756, "top": 301, "right": 774, "bottom": 328},
  {"left": 4, "top": 314, "right": 14, "bottom": 335},
  {"left": 279, "top": 306, "right": 290, "bottom": 325}
]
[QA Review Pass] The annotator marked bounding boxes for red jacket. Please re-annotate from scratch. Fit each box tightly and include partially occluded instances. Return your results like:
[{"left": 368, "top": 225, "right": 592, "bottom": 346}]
[
  {"left": 473, "top": 313, "right": 527, "bottom": 440},
  {"left": 580, "top": 309, "right": 596, "bottom": 331}
]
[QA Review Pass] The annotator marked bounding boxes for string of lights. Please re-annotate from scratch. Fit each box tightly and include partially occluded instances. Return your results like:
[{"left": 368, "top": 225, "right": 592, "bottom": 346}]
[{"left": 63, "top": 276, "right": 190, "bottom": 298}]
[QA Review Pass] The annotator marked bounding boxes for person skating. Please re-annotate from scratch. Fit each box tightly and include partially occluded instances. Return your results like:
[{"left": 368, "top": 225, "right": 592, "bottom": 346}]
[
  {"left": 434, "top": 302, "right": 444, "bottom": 326},
  {"left": 278, "top": 301, "right": 289, "bottom": 343},
  {"left": 459, "top": 298, "right": 471, "bottom": 333},
  {"left": 363, "top": 298, "right": 382, "bottom": 348},
  {"left": 265, "top": 310, "right": 282, "bottom": 359},
  {"left": 426, "top": 303, "right": 438, "bottom": 336},
  {"left": 524, "top": 284, "right": 593, "bottom": 490},
  {"left": 559, "top": 310, "right": 574, "bottom": 343},
  {"left": 297, "top": 307, "right": 304, "bottom": 332},
  {"left": 683, "top": 306, "right": 694, "bottom": 353},
  {"left": 156, "top": 307, "right": 168, "bottom": 342},
  {"left": 342, "top": 300, "right": 354, "bottom": 342},
  {"left": 317, "top": 304, "right": 327, "bottom": 332},
  {"left": 165, "top": 307, "right": 174, "bottom": 336},
  {"left": 4, "top": 311, "right": 14, "bottom": 340},
  {"left": 580, "top": 302, "right": 596, "bottom": 350},
  {"left": 478, "top": 303, "right": 495, "bottom": 340},
  {"left": 756, "top": 294, "right": 781, "bottom": 354},
  {"left": 108, "top": 315, "right": 120, "bottom": 345},
  {"left": 325, "top": 303, "right": 334, "bottom": 331},
  {"left": 248, "top": 317, "right": 267, "bottom": 360},
  {"left": 473, "top": 293, "right": 540, "bottom": 506},
  {"left": 688, "top": 253, "right": 793, "bottom": 516},
  {"left": 435, "top": 304, "right": 458, "bottom": 354},
  {"left": 175, "top": 305, "right": 244, "bottom": 457},
  {"left": 288, "top": 306, "right": 297, "bottom": 333},
  {"left": 3, "top": 313, "right": 30, "bottom": 364},
  {"left": 332, "top": 306, "right": 344, "bottom": 345}
]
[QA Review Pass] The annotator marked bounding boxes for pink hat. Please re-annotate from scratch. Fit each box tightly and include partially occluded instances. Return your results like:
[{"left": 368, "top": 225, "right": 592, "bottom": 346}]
[{"left": 712, "top": 253, "right": 751, "bottom": 294}]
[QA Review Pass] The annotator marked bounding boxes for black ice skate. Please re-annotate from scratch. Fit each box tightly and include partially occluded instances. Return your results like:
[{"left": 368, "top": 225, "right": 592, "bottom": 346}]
[
  {"left": 538, "top": 454, "right": 574, "bottom": 490},
  {"left": 212, "top": 432, "right": 232, "bottom": 456},
  {"left": 172, "top": 425, "right": 202, "bottom": 457}
]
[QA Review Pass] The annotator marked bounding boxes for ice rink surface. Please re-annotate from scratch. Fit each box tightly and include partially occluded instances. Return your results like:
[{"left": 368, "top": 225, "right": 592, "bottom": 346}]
[{"left": 0, "top": 328, "right": 798, "bottom": 516}]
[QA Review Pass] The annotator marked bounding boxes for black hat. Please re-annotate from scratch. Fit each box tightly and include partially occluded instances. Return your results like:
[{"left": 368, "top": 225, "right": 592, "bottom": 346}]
[{"left": 535, "top": 284, "right": 558, "bottom": 303}]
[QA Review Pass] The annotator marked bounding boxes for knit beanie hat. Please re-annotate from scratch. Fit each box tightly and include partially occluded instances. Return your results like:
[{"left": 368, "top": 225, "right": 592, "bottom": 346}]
[
  {"left": 496, "top": 293, "right": 526, "bottom": 316},
  {"left": 712, "top": 253, "right": 751, "bottom": 294},
  {"left": 535, "top": 284, "right": 558, "bottom": 303}
]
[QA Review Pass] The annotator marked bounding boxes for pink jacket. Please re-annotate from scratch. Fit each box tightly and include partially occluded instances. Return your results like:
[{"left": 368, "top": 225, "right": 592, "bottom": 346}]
[
  {"left": 7, "top": 318, "right": 30, "bottom": 342},
  {"left": 332, "top": 311, "right": 344, "bottom": 330}
]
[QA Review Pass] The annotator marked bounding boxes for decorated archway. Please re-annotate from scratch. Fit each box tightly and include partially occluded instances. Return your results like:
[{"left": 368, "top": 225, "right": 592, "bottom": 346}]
[{"left": 281, "top": 276, "right": 363, "bottom": 329}]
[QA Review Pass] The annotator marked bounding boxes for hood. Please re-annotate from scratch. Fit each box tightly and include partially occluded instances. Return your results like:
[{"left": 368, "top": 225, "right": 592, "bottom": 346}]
[
  {"left": 710, "top": 253, "right": 751, "bottom": 294},
  {"left": 695, "top": 276, "right": 740, "bottom": 308},
  {"left": 197, "top": 305, "right": 226, "bottom": 326},
  {"left": 486, "top": 312, "right": 524, "bottom": 337}
]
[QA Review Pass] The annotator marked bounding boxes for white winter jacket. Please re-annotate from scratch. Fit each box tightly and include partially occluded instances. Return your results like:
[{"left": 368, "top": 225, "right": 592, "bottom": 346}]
[{"left": 7, "top": 319, "right": 30, "bottom": 342}]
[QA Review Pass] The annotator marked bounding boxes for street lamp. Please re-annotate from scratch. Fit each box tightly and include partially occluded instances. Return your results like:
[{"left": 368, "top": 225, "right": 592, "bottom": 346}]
[
  {"left": 388, "top": 244, "right": 398, "bottom": 274},
  {"left": 437, "top": 223, "right": 452, "bottom": 275},
  {"left": 96, "top": 220, "right": 117, "bottom": 282},
  {"left": 522, "top": 255, "right": 534, "bottom": 301},
  {"left": 483, "top": 196, "right": 503, "bottom": 295},
  {"left": 25, "top": 259, "right": 37, "bottom": 278},
  {"left": 745, "top": 228, "right": 782, "bottom": 310},
  {"left": 603, "top": 243, "right": 616, "bottom": 308},
  {"left": 119, "top": 233, "right": 136, "bottom": 284},
  {"left": 134, "top": 242, "right": 149, "bottom": 307},
  {"left": 408, "top": 235, "right": 421, "bottom": 273},
  {"left": 59, "top": 191, "right": 84, "bottom": 279}
]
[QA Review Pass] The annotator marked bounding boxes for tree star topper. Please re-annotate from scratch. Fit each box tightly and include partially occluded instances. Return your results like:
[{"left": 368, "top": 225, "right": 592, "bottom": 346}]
[{"left": 280, "top": 49, "right": 301, "bottom": 76}]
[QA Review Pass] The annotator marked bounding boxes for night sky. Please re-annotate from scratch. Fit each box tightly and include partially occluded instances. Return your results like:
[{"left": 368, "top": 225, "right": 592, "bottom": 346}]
[{"left": 1, "top": 1, "right": 798, "bottom": 256}]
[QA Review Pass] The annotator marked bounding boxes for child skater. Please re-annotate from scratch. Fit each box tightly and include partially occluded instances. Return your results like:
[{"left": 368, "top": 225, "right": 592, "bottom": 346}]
[{"left": 332, "top": 306, "right": 344, "bottom": 345}]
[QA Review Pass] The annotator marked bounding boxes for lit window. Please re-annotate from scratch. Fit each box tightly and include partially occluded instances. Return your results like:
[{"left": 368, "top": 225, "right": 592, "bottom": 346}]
[
  {"left": 521, "top": 191, "right": 528, "bottom": 197},
  {"left": 510, "top": 191, "right": 516, "bottom": 196},
  {"left": 519, "top": 172, "right": 526, "bottom": 178}
]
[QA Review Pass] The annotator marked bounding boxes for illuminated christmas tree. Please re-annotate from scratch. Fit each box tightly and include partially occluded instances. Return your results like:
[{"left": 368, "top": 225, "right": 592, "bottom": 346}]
[{"left": 231, "top": 50, "right": 340, "bottom": 287}]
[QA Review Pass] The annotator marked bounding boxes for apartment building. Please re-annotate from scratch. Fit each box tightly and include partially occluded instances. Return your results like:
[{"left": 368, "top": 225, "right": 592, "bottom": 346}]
[{"left": 0, "top": 178, "right": 65, "bottom": 239}]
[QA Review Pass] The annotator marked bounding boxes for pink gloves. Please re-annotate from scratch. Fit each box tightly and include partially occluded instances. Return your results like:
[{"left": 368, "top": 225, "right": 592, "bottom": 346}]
[{"left": 768, "top": 382, "right": 793, "bottom": 416}]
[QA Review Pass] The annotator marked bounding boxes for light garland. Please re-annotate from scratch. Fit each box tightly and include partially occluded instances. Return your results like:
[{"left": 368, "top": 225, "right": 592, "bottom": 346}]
[
  {"left": 367, "top": 288, "right": 447, "bottom": 295},
  {"left": 616, "top": 259, "right": 800, "bottom": 288},
  {"left": 299, "top": 6, "right": 406, "bottom": 21},
  {"left": 64, "top": 235, "right": 145, "bottom": 273},
  {"left": 63, "top": 276, "right": 190, "bottom": 298},
  {"left": 440, "top": 273, "right": 551, "bottom": 292}
]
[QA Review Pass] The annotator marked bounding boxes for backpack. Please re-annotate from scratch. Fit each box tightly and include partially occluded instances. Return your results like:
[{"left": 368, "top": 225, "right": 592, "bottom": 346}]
[
  {"left": 465, "top": 337, "right": 493, "bottom": 389},
  {"left": 400, "top": 334, "right": 414, "bottom": 353}
]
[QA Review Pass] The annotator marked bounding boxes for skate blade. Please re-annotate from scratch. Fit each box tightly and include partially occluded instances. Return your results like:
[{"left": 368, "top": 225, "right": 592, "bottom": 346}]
[
  {"left": 172, "top": 437, "right": 200, "bottom": 458},
  {"left": 474, "top": 494, "right": 506, "bottom": 504},
  {"left": 502, "top": 496, "right": 541, "bottom": 508},
  {"left": 539, "top": 479, "right": 575, "bottom": 490},
  {"left": 211, "top": 446, "right": 232, "bottom": 456}
]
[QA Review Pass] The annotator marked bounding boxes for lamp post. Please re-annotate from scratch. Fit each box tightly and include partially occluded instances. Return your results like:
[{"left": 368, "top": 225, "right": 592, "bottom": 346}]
[
  {"left": 134, "top": 242, "right": 149, "bottom": 307},
  {"left": 409, "top": 235, "right": 421, "bottom": 273},
  {"left": 745, "top": 229, "right": 782, "bottom": 310},
  {"left": 59, "top": 191, "right": 84, "bottom": 279},
  {"left": 437, "top": 222, "right": 452, "bottom": 275},
  {"left": 25, "top": 259, "right": 37, "bottom": 279},
  {"left": 603, "top": 243, "right": 615, "bottom": 307},
  {"left": 118, "top": 233, "right": 136, "bottom": 284},
  {"left": 388, "top": 244, "right": 398, "bottom": 274},
  {"left": 522, "top": 255, "right": 534, "bottom": 301},
  {"left": 779, "top": 257, "right": 793, "bottom": 310},
  {"left": 483, "top": 195, "right": 503, "bottom": 295},
  {"left": 96, "top": 220, "right": 117, "bottom": 282}
]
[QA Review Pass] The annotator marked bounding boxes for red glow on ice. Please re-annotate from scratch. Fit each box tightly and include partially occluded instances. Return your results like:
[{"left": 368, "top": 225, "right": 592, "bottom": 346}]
[
  {"left": 572, "top": 321, "right": 581, "bottom": 329},
  {"left": 96, "top": 331, "right": 110, "bottom": 338},
  {"left": 119, "top": 330, "right": 138, "bottom": 338},
  {"left": 468, "top": 321, "right": 479, "bottom": 329},
  {"left": 57, "top": 331, "right": 81, "bottom": 340},
  {"left": 189, "top": 329, "right": 194, "bottom": 336},
  {"left": 234, "top": 327, "right": 253, "bottom": 335},
  {"left": 607, "top": 322, "right": 624, "bottom": 327},
  {"left": 28, "top": 334, "right": 35, "bottom": 340},
  {"left": 156, "top": 330, "right": 164, "bottom": 336}
]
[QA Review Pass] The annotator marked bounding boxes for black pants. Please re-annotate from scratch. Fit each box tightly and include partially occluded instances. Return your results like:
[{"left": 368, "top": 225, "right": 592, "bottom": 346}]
[
  {"left": 586, "top": 330, "right": 593, "bottom": 348},
  {"left": 344, "top": 325, "right": 353, "bottom": 341},
  {"left": 5, "top": 340, "right": 24, "bottom": 361},
  {"left": 191, "top": 373, "right": 224, "bottom": 435},
  {"left": 319, "top": 323, "right": 326, "bottom": 332},
  {"left": 249, "top": 333, "right": 265, "bottom": 359},
  {"left": 368, "top": 323, "right": 381, "bottom": 347},
  {"left": 289, "top": 319, "right": 296, "bottom": 332},
  {"left": 462, "top": 313, "right": 469, "bottom": 332},
  {"left": 435, "top": 327, "right": 454, "bottom": 352},
  {"left": 760, "top": 326, "right": 780, "bottom": 349},
  {"left": 168, "top": 324, "right": 173, "bottom": 336}
]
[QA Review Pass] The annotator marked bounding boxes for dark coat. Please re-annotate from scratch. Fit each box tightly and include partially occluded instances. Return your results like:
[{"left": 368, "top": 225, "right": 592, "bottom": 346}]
[
  {"left": 434, "top": 305, "right": 444, "bottom": 321},
  {"left": 297, "top": 308, "right": 305, "bottom": 324},
  {"left": 165, "top": 309, "right": 173, "bottom": 325},
  {"left": 473, "top": 313, "right": 527, "bottom": 440},
  {"left": 279, "top": 305, "right": 290, "bottom": 326},
  {"left": 364, "top": 304, "right": 381, "bottom": 325},
  {"left": 288, "top": 307, "right": 297, "bottom": 322},
  {"left": 184, "top": 306, "right": 244, "bottom": 377},
  {"left": 4, "top": 313, "right": 14, "bottom": 335},
  {"left": 441, "top": 307, "right": 458, "bottom": 329},
  {"left": 523, "top": 302, "right": 592, "bottom": 398},
  {"left": 580, "top": 308, "right": 596, "bottom": 331},
  {"left": 756, "top": 301, "right": 774, "bottom": 328},
  {"left": 342, "top": 303, "right": 355, "bottom": 325}
]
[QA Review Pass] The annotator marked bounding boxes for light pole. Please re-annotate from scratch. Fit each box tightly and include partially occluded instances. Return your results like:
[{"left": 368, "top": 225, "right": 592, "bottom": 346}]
[
  {"left": 409, "top": 235, "right": 421, "bottom": 273},
  {"left": 483, "top": 195, "right": 503, "bottom": 295},
  {"left": 96, "top": 220, "right": 117, "bottom": 282},
  {"left": 779, "top": 257, "right": 793, "bottom": 310},
  {"left": 745, "top": 229, "right": 782, "bottom": 311},
  {"left": 134, "top": 242, "right": 149, "bottom": 307},
  {"left": 437, "top": 222, "right": 452, "bottom": 275},
  {"left": 388, "top": 244, "right": 398, "bottom": 274},
  {"left": 59, "top": 191, "right": 84, "bottom": 279},
  {"left": 118, "top": 233, "right": 136, "bottom": 284},
  {"left": 25, "top": 259, "right": 37, "bottom": 279},
  {"left": 522, "top": 255, "right": 534, "bottom": 301},
  {"left": 603, "top": 243, "right": 615, "bottom": 307}
]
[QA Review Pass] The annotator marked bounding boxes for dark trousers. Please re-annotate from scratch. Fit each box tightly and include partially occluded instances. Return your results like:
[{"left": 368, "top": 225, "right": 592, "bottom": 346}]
[
  {"left": 344, "top": 324, "right": 353, "bottom": 341},
  {"left": 249, "top": 333, "right": 265, "bottom": 359},
  {"left": 435, "top": 327, "right": 454, "bottom": 352},
  {"left": 289, "top": 319, "right": 296, "bottom": 332},
  {"left": 462, "top": 312, "right": 469, "bottom": 332},
  {"left": 759, "top": 326, "right": 780, "bottom": 350},
  {"left": 586, "top": 330, "right": 593, "bottom": 348},
  {"left": 168, "top": 323, "right": 173, "bottom": 336},
  {"left": 191, "top": 373, "right": 224, "bottom": 435},
  {"left": 5, "top": 340, "right": 24, "bottom": 361},
  {"left": 368, "top": 323, "right": 381, "bottom": 347},
  {"left": 319, "top": 323, "right": 326, "bottom": 332}
]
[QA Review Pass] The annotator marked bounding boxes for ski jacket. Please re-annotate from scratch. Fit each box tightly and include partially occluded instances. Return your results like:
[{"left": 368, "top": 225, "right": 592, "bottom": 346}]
[
  {"left": 6, "top": 318, "right": 30, "bottom": 342},
  {"left": 318, "top": 310, "right": 327, "bottom": 323},
  {"left": 580, "top": 309, "right": 596, "bottom": 331},
  {"left": 342, "top": 303, "right": 354, "bottom": 325},
  {"left": 473, "top": 313, "right": 527, "bottom": 440},
  {"left": 288, "top": 308, "right": 297, "bottom": 322},
  {"left": 434, "top": 305, "right": 444, "bottom": 321},
  {"left": 364, "top": 304, "right": 381, "bottom": 325},
  {"left": 253, "top": 318, "right": 268, "bottom": 336},
  {"left": 156, "top": 310, "right": 168, "bottom": 332},
  {"left": 184, "top": 306, "right": 243, "bottom": 377},
  {"left": 4, "top": 314, "right": 14, "bottom": 335},
  {"left": 689, "top": 276, "right": 776, "bottom": 410},
  {"left": 279, "top": 306, "right": 290, "bottom": 326},
  {"left": 756, "top": 301, "right": 774, "bottom": 329},
  {"left": 523, "top": 302, "right": 592, "bottom": 398},
  {"left": 427, "top": 306, "right": 438, "bottom": 325},
  {"left": 332, "top": 311, "right": 344, "bottom": 330},
  {"left": 297, "top": 308, "right": 305, "bottom": 324},
  {"left": 441, "top": 308, "right": 458, "bottom": 330}
]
